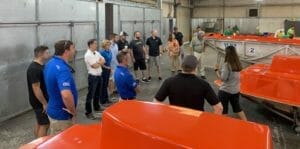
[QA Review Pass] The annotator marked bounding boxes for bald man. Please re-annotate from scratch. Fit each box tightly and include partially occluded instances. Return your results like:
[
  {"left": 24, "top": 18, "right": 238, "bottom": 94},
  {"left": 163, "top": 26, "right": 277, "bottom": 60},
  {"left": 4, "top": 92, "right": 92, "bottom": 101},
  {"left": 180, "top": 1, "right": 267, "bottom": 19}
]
[{"left": 146, "top": 30, "right": 163, "bottom": 81}]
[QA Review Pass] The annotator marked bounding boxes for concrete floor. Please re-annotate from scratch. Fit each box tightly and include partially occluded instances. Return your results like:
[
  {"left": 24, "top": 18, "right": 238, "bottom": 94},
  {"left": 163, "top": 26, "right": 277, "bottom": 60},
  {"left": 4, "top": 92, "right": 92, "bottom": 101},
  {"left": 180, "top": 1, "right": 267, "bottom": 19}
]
[{"left": 0, "top": 50, "right": 299, "bottom": 149}]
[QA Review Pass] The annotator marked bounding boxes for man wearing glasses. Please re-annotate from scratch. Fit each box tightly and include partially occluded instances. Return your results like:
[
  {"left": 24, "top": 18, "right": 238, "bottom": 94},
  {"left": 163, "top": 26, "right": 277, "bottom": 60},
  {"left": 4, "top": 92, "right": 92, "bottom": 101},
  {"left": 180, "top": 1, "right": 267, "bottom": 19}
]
[{"left": 44, "top": 40, "right": 78, "bottom": 135}]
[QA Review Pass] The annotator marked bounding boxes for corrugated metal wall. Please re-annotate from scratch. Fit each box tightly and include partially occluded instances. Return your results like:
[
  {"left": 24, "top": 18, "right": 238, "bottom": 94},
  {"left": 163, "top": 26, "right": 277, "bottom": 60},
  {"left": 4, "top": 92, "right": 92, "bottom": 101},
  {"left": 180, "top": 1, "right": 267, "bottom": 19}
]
[
  {"left": 192, "top": 18, "right": 260, "bottom": 34},
  {"left": 0, "top": 0, "right": 162, "bottom": 122},
  {"left": 192, "top": 0, "right": 300, "bottom": 34},
  {"left": 113, "top": 5, "right": 162, "bottom": 42},
  {"left": 191, "top": 17, "right": 295, "bottom": 34},
  {"left": 0, "top": 0, "right": 98, "bottom": 122}
]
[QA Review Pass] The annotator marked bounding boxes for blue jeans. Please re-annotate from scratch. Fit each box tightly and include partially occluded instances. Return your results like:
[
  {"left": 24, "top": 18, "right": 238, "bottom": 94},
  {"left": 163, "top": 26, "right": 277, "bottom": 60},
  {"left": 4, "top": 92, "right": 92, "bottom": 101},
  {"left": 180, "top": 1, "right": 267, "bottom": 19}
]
[
  {"left": 85, "top": 74, "right": 102, "bottom": 115},
  {"left": 100, "top": 68, "right": 110, "bottom": 104}
]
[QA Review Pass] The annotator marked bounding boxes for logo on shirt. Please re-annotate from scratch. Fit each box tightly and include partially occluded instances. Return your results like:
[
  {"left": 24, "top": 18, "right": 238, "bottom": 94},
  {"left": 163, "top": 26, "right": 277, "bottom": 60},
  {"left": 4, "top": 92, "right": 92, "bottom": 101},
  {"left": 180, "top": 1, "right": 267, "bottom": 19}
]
[
  {"left": 62, "top": 82, "right": 70, "bottom": 87},
  {"left": 56, "top": 65, "right": 61, "bottom": 70},
  {"left": 132, "top": 82, "right": 137, "bottom": 87}
]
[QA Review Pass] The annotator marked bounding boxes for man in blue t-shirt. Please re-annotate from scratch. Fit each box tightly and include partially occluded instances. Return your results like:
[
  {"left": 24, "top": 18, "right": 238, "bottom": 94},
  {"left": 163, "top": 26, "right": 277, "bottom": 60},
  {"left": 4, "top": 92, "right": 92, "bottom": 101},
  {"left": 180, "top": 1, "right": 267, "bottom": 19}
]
[
  {"left": 44, "top": 40, "right": 78, "bottom": 135},
  {"left": 114, "top": 51, "right": 141, "bottom": 100}
]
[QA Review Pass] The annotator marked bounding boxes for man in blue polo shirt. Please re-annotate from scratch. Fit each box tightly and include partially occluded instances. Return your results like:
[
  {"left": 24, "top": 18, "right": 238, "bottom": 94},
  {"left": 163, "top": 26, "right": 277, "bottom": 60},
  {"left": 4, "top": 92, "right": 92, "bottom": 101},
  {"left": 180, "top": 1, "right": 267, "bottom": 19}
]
[
  {"left": 44, "top": 40, "right": 78, "bottom": 135},
  {"left": 114, "top": 51, "right": 141, "bottom": 100}
]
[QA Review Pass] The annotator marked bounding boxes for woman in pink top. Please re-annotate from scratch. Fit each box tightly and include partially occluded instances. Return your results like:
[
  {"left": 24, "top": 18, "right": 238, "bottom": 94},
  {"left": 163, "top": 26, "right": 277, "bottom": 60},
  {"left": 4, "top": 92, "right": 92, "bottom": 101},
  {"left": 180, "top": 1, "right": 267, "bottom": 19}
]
[{"left": 167, "top": 33, "right": 180, "bottom": 72}]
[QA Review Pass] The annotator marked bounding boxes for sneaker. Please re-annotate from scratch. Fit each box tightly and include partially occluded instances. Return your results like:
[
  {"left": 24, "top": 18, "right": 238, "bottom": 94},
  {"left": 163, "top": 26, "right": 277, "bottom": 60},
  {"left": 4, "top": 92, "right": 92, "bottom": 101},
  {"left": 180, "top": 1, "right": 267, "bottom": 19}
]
[
  {"left": 94, "top": 107, "right": 106, "bottom": 113},
  {"left": 94, "top": 110, "right": 103, "bottom": 115},
  {"left": 141, "top": 78, "right": 150, "bottom": 83},
  {"left": 106, "top": 100, "right": 114, "bottom": 104},
  {"left": 86, "top": 113, "right": 97, "bottom": 120},
  {"left": 158, "top": 77, "right": 162, "bottom": 81},
  {"left": 112, "top": 90, "right": 118, "bottom": 94},
  {"left": 201, "top": 76, "right": 207, "bottom": 79},
  {"left": 148, "top": 76, "right": 152, "bottom": 81},
  {"left": 110, "top": 97, "right": 118, "bottom": 102},
  {"left": 103, "top": 101, "right": 114, "bottom": 107},
  {"left": 103, "top": 103, "right": 111, "bottom": 107}
]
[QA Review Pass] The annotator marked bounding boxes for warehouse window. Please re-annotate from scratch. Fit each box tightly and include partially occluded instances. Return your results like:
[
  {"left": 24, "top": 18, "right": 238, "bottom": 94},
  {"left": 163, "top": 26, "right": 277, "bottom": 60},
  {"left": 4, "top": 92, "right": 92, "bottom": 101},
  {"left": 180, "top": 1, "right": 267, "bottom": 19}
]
[{"left": 248, "top": 9, "right": 258, "bottom": 17}]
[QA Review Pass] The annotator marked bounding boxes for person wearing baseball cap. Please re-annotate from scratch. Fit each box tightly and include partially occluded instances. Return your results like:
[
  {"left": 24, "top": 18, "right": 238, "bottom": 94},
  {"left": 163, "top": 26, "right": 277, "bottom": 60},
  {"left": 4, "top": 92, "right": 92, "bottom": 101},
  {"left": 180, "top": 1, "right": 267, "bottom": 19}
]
[
  {"left": 154, "top": 55, "right": 223, "bottom": 114},
  {"left": 117, "top": 31, "right": 129, "bottom": 51},
  {"left": 190, "top": 30, "right": 206, "bottom": 79}
]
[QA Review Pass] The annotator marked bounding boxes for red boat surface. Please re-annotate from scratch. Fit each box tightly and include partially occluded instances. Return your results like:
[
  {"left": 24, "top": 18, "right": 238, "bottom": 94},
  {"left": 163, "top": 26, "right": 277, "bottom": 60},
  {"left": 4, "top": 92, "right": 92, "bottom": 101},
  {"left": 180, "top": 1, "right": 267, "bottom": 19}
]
[{"left": 20, "top": 101, "right": 272, "bottom": 149}]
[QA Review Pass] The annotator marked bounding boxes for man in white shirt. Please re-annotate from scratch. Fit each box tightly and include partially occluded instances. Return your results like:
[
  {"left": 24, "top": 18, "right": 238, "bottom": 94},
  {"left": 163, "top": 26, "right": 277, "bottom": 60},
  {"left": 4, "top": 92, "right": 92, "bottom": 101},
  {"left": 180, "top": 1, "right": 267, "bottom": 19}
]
[{"left": 84, "top": 39, "right": 105, "bottom": 119}]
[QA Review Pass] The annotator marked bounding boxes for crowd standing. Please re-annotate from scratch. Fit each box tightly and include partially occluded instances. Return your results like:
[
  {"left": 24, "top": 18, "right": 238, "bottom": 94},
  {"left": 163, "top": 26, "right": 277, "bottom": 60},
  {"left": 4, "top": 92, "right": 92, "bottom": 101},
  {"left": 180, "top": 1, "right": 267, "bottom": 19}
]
[{"left": 26, "top": 26, "right": 247, "bottom": 136}]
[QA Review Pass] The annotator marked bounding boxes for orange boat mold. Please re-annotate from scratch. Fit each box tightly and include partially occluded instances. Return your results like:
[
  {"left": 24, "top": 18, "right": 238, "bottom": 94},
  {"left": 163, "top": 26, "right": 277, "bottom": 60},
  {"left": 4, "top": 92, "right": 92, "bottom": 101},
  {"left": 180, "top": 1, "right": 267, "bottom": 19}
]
[
  {"left": 21, "top": 101, "right": 272, "bottom": 149},
  {"left": 205, "top": 33, "right": 300, "bottom": 46},
  {"left": 241, "top": 55, "right": 300, "bottom": 107}
]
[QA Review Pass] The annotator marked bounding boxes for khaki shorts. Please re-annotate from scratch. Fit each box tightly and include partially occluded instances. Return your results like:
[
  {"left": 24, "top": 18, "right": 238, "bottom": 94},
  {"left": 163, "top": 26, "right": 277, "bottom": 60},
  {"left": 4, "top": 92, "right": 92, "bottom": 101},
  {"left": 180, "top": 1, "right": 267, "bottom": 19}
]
[
  {"left": 148, "top": 56, "right": 160, "bottom": 67},
  {"left": 48, "top": 117, "right": 73, "bottom": 135}
]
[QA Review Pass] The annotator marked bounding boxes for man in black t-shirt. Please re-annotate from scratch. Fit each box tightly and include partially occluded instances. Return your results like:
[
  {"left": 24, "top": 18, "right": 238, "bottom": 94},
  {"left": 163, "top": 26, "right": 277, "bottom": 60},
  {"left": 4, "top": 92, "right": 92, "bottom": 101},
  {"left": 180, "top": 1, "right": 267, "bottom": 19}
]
[
  {"left": 154, "top": 55, "right": 223, "bottom": 114},
  {"left": 129, "top": 31, "right": 149, "bottom": 83},
  {"left": 117, "top": 31, "right": 129, "bottom": 51},
  {"left": 26, "top": 46, "right": 50, "bottom": 137},
  {"left": 146, "top": 30, "right": 163, "bottom": 81},
  {"left": 173, "top": 27, "right": 184, "bottom": 61}
]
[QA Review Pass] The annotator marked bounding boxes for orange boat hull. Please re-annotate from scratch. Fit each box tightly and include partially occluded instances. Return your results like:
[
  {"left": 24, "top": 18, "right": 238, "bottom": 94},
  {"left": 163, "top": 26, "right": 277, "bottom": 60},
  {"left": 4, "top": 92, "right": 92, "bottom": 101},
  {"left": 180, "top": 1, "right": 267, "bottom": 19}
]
[{"left": 21, "top": 101, "right": 272, "bottom": 149}]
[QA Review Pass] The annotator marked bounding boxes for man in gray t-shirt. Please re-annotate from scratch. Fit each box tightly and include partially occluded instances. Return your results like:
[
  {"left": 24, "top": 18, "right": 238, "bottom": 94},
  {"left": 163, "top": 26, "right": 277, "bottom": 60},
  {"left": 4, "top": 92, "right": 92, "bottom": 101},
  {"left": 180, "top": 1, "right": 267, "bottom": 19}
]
[{"left": 190, "top": 31, "right": 206, "bottom": 79}]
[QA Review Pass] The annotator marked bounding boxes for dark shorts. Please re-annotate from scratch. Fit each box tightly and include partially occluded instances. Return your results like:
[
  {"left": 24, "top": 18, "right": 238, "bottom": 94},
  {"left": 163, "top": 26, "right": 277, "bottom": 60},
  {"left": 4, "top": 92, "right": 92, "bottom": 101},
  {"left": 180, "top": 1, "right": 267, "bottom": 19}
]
[
  {"left": 34, "top": 108, "right": 50, "bottom": 125},
  {"left": 218, "top": 90, "right": 242, "bottom": 114},
  {"left": 133, "top": 59, "right": 147, "bottom": 71}
]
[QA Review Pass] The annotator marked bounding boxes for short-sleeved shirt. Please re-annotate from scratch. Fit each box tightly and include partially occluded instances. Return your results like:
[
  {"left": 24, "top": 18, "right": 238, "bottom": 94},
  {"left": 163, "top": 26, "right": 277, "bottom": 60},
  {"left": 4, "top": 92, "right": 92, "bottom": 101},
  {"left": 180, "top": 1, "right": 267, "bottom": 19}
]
[
  {"left": 26, "top": 61, "right": 48, "bottom": 109},
  {"left": 155, "top": 73, "right": 219, "bottom": 111},
  {"left": 84, "top": 49, "right": 104, "bottom": 76},
  {"left": 174, "top": 32, "right": 184, "bottom": 46},
  {"left": 168, "top": 39, "right": 180, "bottom": 56},
  {"left": 232, "top": 26, "right": 239, "bottom": 33},
  {"left": 219, "top": 63, "right": 240, "bottom": 94},
  {"left": 190, "top": 37, "right": 205, "bottom": 53},
  {"left": 44, "top": 56, "right": 78, "bottom": 120},
  {"left": 117, "top": 40, "right": 129, "bottom": 51},
  {"left": 100, "top": 49, "right": 112, "bottom": 67},
  {"left": 224, "top": 29, "right": 233, "bottom": 36},
  {"left": 129, "top": 39, "right": 145, "bottom": 60},
  {"left": 287, "top": 28, "right": 295, "bottom": 37},
  {"left": 110, "top": 42, "right": 119, "bottom": 70},
  {"left": 114, "top": 65, "right": 138, "bottom": 99},
  {"left": 146, "top": 36, "right": 163, "bottom": 57}
]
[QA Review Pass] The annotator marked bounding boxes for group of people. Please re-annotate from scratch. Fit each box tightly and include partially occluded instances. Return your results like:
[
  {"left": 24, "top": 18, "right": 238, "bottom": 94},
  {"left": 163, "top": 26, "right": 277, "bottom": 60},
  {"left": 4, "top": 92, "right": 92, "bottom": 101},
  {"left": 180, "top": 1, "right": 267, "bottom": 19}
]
[
  {"left": 25, "top": 29, "right": 167, "bottom": 136},
  {"left": 224, "top": 25, "right": 240, "bottom": 36},
  {"left": 27, "top": 41, "right": 78, "bottom": 137},
  {"left": 154, "top": 43, "right": 247, "bottom": 120},
  {"left": 26, "top": 26, "right": 247, "bottom": 138},
  {"left": 274, "top": 27, "right": 295, "bottom": 39}
]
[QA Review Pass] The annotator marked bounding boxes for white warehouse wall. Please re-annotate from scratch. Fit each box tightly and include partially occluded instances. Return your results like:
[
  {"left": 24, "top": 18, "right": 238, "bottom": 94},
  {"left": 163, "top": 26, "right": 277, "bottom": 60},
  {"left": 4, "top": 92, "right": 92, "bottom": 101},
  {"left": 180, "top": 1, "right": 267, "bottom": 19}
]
[{"left": 192, "top": 0, "right": 300, "bottom": 33}]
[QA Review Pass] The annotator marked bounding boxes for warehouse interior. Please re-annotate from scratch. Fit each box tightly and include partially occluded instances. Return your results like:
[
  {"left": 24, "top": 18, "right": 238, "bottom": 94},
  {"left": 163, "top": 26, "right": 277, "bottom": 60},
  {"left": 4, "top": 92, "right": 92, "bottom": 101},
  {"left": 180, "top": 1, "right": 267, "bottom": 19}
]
[{"left": 0, "top": 0, "right": 300, "bottom": 148}]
